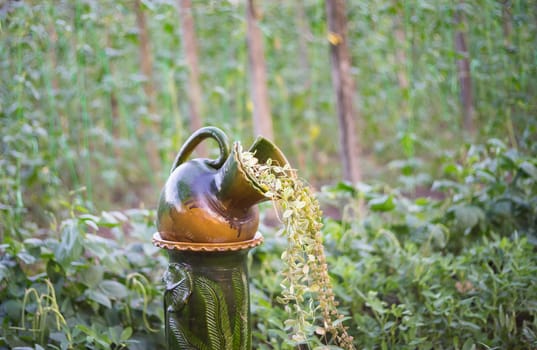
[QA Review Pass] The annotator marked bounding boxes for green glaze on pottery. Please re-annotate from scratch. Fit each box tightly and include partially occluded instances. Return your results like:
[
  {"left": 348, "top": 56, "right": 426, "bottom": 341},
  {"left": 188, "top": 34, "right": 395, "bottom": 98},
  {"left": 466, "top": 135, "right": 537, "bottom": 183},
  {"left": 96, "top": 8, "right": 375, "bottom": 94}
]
[
  {"left": 164, "top": 250, "right": 251, "bottom": 350},
  {"left": 157, "top": 127, "right": 289, "bottom": 350},
  {"left": 156, "top": 126, "right": 289, "bottom": 244}
]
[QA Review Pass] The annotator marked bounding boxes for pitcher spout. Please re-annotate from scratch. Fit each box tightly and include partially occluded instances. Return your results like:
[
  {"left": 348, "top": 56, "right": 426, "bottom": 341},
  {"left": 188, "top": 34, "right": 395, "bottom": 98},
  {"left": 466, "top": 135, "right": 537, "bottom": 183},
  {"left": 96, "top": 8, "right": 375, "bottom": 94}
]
[{"left": 214, "top": 136, "right": 290, "bottom": 213}]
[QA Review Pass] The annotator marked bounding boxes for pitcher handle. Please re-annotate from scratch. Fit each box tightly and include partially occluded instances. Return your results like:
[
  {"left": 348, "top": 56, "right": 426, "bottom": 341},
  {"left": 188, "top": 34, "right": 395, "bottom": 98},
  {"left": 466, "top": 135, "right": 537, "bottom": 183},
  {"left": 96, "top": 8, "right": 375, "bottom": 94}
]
[{"left": 170, "top": 126, "right": 230, "bottom": 173}]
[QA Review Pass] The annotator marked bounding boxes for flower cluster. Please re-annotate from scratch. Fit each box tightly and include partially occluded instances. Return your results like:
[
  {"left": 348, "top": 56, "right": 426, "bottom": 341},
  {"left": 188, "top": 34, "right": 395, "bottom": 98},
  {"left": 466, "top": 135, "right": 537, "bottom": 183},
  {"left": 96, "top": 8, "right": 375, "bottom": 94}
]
[{"left": 242, "top": 152, "right": 354, "bottom": 349}]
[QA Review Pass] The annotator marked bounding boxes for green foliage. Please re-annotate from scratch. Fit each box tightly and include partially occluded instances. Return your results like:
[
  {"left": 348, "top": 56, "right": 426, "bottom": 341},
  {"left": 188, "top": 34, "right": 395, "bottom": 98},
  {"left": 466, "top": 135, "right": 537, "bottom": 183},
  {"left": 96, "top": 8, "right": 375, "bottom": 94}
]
[
  {"left": 251, "top": 140, "right": 537, "bottom": 349},
  {"left": 1, "top": 0, "right": 536, "bottom": 348},
  {"left": 435, "top": 139, "right": 537, "bottom": 247},
  {"left": 1, "top": 0, "right": 536, "bottom": 216},
  {"left": 0, "top": 209, "right": 166, "bottom": 349},
  {"left": 3, "top": 137, "right": 533, "bottom": 349}
]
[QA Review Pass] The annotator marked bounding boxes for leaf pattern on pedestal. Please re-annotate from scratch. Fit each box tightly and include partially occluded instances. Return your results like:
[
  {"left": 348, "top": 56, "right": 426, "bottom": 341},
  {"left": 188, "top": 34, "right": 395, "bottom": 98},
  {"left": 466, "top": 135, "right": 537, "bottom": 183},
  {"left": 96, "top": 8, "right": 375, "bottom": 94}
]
[
  {"left": 195, "top": 276, "right": 234, "bottom": 349},
  {"left": 232, "top": 268, "right": 249, "bottom": 350}
]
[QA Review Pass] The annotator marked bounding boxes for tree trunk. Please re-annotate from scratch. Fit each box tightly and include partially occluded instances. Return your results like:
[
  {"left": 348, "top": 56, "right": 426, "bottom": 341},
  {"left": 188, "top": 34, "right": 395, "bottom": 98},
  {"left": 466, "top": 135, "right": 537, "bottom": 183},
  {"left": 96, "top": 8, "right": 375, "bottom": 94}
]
[
  {"left": 392, "top": 5, "right": 415, "bottom": 157},
  {"left": 501, "top": 1, "right": 515, "bottom": 51},
  {"left": 106, "top": 29, "right": 121, "bottom": 159},
  {"left": 134, "top": 0, "right": 160, "bottom": 170},
  {"left": 294, "top": 0, "right": 312, "bottom": 87},
  {"left": 46, "top": 21, "right": 68, "bottom": 136},
  {"left": 393, "top": 14, "right": 409, "bottom": 91},
  {"left": 454, "top": 3, "right": 475, "bottom": 135},
  {"left": 325, "top": 0, "right": 361, "bottom": 183},
  {"left": 47, "top": 24, "right": 59, "bottom": 93},
  {"left": 177, "top": 0, "right": 203, "bottom": 126},
  {"left": 135, "top": 0, "right": 156, "bottom": 115},
  {"left": 246, "top": 0, "right": 274, "bottom": 140},
  {"left": 177, "top": 0, "right": 207, "bottom": 156}
]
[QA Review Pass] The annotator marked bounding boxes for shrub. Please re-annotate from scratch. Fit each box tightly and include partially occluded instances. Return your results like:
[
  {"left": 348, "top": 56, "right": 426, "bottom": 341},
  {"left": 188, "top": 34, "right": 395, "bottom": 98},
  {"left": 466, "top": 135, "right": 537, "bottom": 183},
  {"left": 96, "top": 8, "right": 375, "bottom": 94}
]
[
  {"left": 251, "top": 140, "right": 537, "bottom": 349},
  {"left": 0, "top": 209, "right": 166, "bottom": 350}
]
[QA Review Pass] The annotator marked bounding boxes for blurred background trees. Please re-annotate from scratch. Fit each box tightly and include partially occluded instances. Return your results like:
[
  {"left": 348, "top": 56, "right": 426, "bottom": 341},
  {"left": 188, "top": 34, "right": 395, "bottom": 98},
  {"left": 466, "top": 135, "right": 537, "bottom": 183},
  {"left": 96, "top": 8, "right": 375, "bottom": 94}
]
[{"left": 0, "top": 0, "right": 535, "bottom": 219}]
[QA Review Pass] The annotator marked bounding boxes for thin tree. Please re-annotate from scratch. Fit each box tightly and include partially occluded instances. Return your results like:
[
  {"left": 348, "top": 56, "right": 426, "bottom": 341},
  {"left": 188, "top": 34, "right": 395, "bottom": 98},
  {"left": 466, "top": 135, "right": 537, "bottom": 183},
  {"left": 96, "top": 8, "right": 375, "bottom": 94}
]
[
  {"left": 135, "top": 0, "right": 156, "bottom": 115},
  {"left": 294, "top": 0, "right": 313, "bottom": 87},
  {"left": 106, "top": 26, "right": 121, "bottom": 159},
  {"left": 392, "top": 3, "right": 415, "bottom": 157},
  {"left": 177, "top": 0, "right": 206, "bottom": 156},
  {"left": 325, "top": 0, "right": 362, "bottom": 183},
  {"left": 454, "top": 2, "right": 475, "bottom": 135},
  {"left": 393, "top": 9, "right": 409, "bottom": 94},
  {"left": 46, "top": 19, "right": 67, "bottom": 136},
  {"left": 246, "top": 0, "right": 274, "bottom": 140},
  {"left": 501, "top": 0, "right": 513, "bottom": 49},
  {"left": 134, "top": 0, "right": 160, "bottom": 170}
]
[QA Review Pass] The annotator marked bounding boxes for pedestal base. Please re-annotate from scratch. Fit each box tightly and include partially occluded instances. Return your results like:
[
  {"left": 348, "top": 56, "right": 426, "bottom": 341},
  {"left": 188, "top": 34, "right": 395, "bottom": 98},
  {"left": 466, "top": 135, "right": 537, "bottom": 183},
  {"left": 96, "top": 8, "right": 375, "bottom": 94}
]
[{"left": 153, "top": 232, "right": 263, "bottom": 350}]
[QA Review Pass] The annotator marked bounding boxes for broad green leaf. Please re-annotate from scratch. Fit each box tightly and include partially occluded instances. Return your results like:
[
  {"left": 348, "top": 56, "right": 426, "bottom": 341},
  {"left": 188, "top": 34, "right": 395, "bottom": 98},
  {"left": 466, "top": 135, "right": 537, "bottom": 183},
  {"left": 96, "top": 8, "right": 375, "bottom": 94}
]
[
  {"left": 369, "top": 195, "right": 396, "bottom": 212},
  {"left": 54, "top": 221, "right": 83, "bottom": 267},
  {"left": 16, "top": 251, "right": 36, "bottom": 264},
  {"left": 520, "top": 161, "right": 537, "bottom": 180},
  {"left": 23, "top": 238, "right": 43, "bottom": 246},
  {"left": 99, "top": 279, "right": 128, "bottom": 299},
  {"left": 49, "top": 332, "right": 68, "bottom": 346},
  {"left": 3, "top": 299, "right": 22, "bottom": 319},
  {"left": 487, "top": 138, "right": 507, "bottom": 151},
  {"left": 81, "top": 265, "right": 104, "bottom": 288},
  {"left": 443, "top": 163, "right": 460, "bottom": 177},
  {"left": 415, "top": 197, "right": 430, "bottom": 206},
  {"left": 46, "top": 259, "right": 66, "bottom": 282},
  {"left": 0, "top": 264, "right": 9, "bottom": 282},
  {"left": 86, "top": 289, "right": 112, "bottom": 308},
  {"left": 429, "top": 224, "right": 448, "bottom": 248},
  {"left": 461, "top": 339, "right": 476, "bottom": 350},
  {"left": 85, "top": 234, "right": 116, "bottom": 259},
  {"left": 99, "top": 211, "right": 120, "bottom": 228},
  {"left": 451, "top": 205, "right": 485, "bottom": 234},
  {"left": 332, "top": 182, "right": 357, "bottom": 195},
  {"left": 401, "top": 133, "right": 415, "bottom": 158},
  {"left": 120, "top": 327, "right": 133, "bottom": 341},
  {"left": 108, "top": 325, "right": 123, "bottom": 343}
]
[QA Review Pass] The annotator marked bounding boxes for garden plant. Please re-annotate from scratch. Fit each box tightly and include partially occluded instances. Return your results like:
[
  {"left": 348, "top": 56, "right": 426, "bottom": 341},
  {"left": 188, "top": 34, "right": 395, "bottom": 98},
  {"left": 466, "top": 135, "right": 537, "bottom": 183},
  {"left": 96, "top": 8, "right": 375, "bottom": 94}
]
[{"left": 1, "top": 0, "right": 536, "bottom": 349}]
